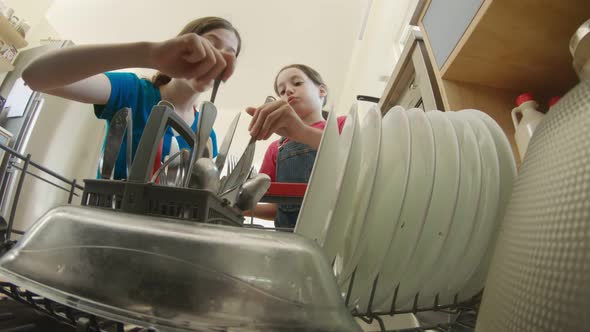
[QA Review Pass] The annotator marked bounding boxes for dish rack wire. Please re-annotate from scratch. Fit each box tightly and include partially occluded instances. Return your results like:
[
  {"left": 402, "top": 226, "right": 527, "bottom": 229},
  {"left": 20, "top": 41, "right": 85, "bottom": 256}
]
[{"left": 0, "top": 143, "right": 479, "bottom": 332}]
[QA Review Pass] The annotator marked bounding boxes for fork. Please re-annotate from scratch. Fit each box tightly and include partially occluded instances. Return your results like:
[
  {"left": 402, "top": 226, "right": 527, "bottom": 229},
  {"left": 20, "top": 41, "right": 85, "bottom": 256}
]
[
  {"left": 226, "top": 154, "right": 238, "bottom": 177},
  {"left": 247, "top": 166, "right": 258, "bottom": 179},
  {"left": 219, "top": 154, "right": 238, "bottom": 192}
]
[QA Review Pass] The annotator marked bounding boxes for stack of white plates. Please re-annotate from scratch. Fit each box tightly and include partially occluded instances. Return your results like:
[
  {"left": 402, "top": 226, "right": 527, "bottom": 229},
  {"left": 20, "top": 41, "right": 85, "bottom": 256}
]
[{"left": 295, "top": 103, "right": 516, "bottom": 313}]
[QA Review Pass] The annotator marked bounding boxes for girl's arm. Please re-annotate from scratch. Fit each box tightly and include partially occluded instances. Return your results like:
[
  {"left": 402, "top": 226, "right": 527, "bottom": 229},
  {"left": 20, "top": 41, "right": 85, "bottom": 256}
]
[
  {"left": 23, "top": 42, "right": 153, "bottom": 104},
  {"left": 22, "top": 34, "right": 235, "bottom": 104},
  {"left": 244, "top": 203, "right": 277, "bottom": 220}
]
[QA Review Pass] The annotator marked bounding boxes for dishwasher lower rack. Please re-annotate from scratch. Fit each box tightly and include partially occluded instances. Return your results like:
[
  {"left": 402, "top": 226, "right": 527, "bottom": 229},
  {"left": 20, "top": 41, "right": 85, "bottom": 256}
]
[
  {"left": 0, "top": 282, "right": 156, "bottom": 332},
  {"left": 0, "top": 144, "right": 479, "bottom": 332},
  {"left": 0, "top": 281, "right": 478, "bottom": 332}
]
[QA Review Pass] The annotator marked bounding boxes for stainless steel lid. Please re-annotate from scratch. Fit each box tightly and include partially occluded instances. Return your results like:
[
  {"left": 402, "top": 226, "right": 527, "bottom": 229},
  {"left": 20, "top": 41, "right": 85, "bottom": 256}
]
[{"left": 0, "top": 206, "right": 361, "bottom": 332}]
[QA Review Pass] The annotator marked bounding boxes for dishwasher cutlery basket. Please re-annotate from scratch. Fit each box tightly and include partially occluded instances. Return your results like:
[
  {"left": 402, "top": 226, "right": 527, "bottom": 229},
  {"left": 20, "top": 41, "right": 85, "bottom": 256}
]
[{"left": 81, "top": 104, "right": 243, "bottom": 227}]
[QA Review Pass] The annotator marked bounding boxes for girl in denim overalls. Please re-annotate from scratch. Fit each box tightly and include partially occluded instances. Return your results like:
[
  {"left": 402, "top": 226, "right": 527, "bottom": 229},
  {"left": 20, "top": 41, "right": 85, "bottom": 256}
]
[{"left": 245, "top": 64, "right": 347, "bottom": 228}]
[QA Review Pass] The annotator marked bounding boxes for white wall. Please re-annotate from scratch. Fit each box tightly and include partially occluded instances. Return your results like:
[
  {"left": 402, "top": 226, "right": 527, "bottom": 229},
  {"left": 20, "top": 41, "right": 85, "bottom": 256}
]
[
  {"left": 44, "top": 0, "right": 362, "bottom": 112},
  {"left": 335, "top": 0, "right": 419, "bottom": 114}
]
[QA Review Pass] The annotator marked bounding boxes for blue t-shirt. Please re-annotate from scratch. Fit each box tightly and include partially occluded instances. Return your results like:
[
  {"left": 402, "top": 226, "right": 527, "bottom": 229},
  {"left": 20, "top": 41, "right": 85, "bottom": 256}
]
[{"left": 94, "top": 72, "right": 218, "bottom": 180}]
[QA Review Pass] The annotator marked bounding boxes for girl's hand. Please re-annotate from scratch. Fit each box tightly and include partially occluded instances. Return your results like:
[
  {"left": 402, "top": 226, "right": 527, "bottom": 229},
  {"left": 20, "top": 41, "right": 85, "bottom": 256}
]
[
  {"left": 246, "top": 100, "right": 307, "bottom": 142},
  {"left": 150, "top": 33, "right": 236, "bottom": 83}
]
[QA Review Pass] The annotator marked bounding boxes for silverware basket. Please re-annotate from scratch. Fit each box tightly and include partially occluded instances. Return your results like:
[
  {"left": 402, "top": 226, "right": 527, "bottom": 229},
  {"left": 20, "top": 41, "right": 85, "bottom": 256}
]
[
  {"left": 82, "top": 103, "right": 243, "bottom": 226},
  {"left": 81, "top": 179, "right": 243, "bottom": 226}
]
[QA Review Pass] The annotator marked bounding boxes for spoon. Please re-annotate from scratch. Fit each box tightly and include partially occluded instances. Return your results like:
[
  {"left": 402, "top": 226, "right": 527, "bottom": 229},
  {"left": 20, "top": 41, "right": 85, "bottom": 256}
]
[
  {"left": 190, "top": 157, "right": 221, "bottom": 193},
  {"left": 235, "top": 173, "right": 271, "bottom": 211}
]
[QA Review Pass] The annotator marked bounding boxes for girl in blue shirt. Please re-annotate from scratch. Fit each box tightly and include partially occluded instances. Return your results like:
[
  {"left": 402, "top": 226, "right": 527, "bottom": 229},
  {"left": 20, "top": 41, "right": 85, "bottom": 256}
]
[{"left": 22, "top": 17, "right": 242, "bottom": 179}]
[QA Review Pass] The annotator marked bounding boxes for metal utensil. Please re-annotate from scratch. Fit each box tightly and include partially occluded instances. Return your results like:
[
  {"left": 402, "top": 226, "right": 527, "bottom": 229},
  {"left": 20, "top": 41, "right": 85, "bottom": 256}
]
[
  {"left": 227, "top": 154, "right": 238, "bottom": 176},
  {"left": 150, "top": 149, "right": 190, "bottom": 187},
  {"left": 203, "top": 139, "right": 213, "bottom": 159},
  {"left": 219, "top": 153, "right": 237, "bottom": 189},
  {"left": 215, "top": 112, "right": 241, "bottom": 171},
  {"left": 99, "top": 108, "right": 131, "bottom": 179},
  {"left": 215, "top": 95, "right": 273, "bottom": 199},
  {"left": 186, "top": 101, "right": 217, "bottom": 187},
  {"left": 174, "top": 149, "right": 192, "bottom": 186},
  {"left": 247, "top": 165, "right": 258, "bottom": 179},
  {"left": 157, "top": 100, "right": 175, "bottom": 110},
  {"left": 221, "top": 140, "right": 256, "bottom": 197},
  {"left": 125, "top": 109, "right": 133, "bottom": 178},
  {"left": 150, "top": 150, "right": 182, "bottom": 184},
  {"left": 162, "top": 136, "right": 180, "bottom": 185},
  {"left": 235, "top": 173, "right": 271, "bottom": 211},
  {"left": 194, "top": 101, "right": 218, "bottom": 161},
  {"left": 210, "top": 78, "right": 221, "bottom": 103},
  {"left": 189, "top": 157, "right": 220, "bottom": 193},
  {"left": 127, "top": 102, "right": 196, "bottom": 184}
]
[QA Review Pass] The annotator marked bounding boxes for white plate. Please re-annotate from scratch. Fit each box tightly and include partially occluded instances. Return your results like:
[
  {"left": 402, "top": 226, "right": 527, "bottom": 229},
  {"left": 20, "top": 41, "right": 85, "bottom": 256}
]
[
  {"left": 296, "top": 109, "right": 348, "bottom": 243},
  {"left": 372, "top": 108, "right": 436, "bottom": 311},
  {"left": 441, "top": 110, "right": 500, "bottom": 303},
  {"left": 457, "top": 109, "right": 517, "bottom": 301},
  {"left": 337, "top": 105, "right": 382, "bottom": 283},
  {"left": 417, "top": 111, "right": 483, "bottom": 307},
  {"left": 393, "top": 110, "right": 461, "bottom": 309},
  {"left": 322, "top": 104, "right": 380, "bottom": 281},
  {"left": 345, "top": 106, "right": 411, "bottom": 311},
  {"left": 316, "top": 105, "right": 360, "bottom": 252}
]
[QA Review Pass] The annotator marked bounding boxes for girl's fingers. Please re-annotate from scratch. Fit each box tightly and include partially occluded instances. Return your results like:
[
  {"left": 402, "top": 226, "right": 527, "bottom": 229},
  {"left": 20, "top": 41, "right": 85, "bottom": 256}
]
[
  {"left": 246, "top": 108, "right": 260, "bottom": 134},
  {"left": 179, "top": 34, "right": 207, "bottom": 63},
  {"left": 250, "top": 102, "right": 277, "bottom": 137},
  {"left": 191, "top": 41, "right": 217, "bottom": 80},
  {"left": 199, "top": 48, "right": 227, "bottom": 83},
  {"left": 220, "top": 52, "right": 236, "bottom": 82},
  {"left": 259, "top": 107, "right": 283, "bottom": 140},
  {"left": 245, "top": 107, "right": 257, "bottom": 116},
  {"left": 247, "top": 107, "right": 259, "bottom": 131},
  {"left": 248, "top": 100, "right": 284, "bottom": 134}
]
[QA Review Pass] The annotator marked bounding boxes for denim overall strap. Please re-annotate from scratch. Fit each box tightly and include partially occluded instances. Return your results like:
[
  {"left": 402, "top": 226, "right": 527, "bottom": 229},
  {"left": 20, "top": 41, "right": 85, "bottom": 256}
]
[{"left": 275, "top": 137, "right": 318, "bottom": 228}]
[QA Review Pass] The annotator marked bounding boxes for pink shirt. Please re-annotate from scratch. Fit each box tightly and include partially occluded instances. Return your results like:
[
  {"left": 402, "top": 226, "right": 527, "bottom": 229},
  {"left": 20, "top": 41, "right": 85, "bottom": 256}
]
[{"left": 260, "top": 116, "right": 347, "bottom": 182}]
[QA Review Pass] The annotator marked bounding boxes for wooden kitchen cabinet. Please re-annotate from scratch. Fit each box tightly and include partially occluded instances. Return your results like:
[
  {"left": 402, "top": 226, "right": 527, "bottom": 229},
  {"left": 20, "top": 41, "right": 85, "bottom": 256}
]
[
  {"left": 0, "top": 15, "right": 28, "bottom": 73},
  {"left": 421, "top": 0, "right": 485, "bottom": 70},
  {"left": 383, "top": 0, "right": 590, "bottom": 164},
  {"left": 378, "top": 29, "right": 445, "bottom": 113},
  {"left": 0, "top": 56, "right": 13, "bottom": 72},
  {"left": 0, "top": 16, "right": 27, "bottom": 50}
]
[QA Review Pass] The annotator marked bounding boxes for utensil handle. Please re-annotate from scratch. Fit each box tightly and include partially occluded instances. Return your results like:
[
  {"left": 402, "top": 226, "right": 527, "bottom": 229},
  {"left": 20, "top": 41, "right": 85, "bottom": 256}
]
[
  {"left": 100, "top": 108, "right": 130, "bottom": 179},
  {"left": 128, "top": 104, "right": 195, "bottom": 183},
  {"left": 150, "top": 150, "right": 184, "bottom": 183},
  {"left": 125, "top": 107, "right": 133, "bottom": 178},
  {"left": 195, "top": 101, "right": 217, "bottom": 160}
]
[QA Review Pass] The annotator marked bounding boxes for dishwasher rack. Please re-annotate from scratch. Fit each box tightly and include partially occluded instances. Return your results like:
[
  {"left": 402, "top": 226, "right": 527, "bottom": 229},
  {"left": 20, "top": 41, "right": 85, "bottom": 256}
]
[{"left": 0, "top": 143, "right": 479, "bottom": 332}]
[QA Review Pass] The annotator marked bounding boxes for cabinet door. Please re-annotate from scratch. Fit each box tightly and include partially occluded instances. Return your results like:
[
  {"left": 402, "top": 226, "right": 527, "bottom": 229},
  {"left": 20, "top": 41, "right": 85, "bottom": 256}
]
[
  {"left": 422, "top": 0, "right": 484, "bottom": 69},
  {"left": 380, "top": 34, "right": 444, "bottom": 113}
]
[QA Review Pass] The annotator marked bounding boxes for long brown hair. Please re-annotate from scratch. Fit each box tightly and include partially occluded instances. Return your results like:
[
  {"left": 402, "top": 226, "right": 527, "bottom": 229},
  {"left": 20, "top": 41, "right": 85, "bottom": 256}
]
[
  {"left": 152, "top": 16, "right": 242, "bottom": 88},
  {"left": 273, "top": 64, "right": 328, "bottom": 106}
]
